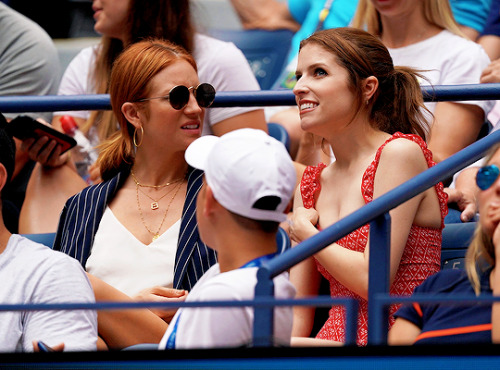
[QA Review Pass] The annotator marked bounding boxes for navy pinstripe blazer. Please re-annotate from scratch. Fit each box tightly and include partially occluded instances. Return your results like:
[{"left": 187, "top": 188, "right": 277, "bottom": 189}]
[{"left": 53, "top": 166, "right": 218, "bottom": 291}]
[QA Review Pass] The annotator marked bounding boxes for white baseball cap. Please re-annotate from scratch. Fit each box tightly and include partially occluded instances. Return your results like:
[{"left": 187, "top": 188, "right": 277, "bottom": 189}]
[{"left": 185, "top": 128, "right": 296, "bottom": 223}]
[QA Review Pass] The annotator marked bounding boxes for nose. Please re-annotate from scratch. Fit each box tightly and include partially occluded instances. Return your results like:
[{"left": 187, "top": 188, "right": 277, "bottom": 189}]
[
  {"left": 184, "top": 91, "right": 202, "bottom": 115},
  {"left": 292, "top": 77, "right": 308, "bottom": 96}
]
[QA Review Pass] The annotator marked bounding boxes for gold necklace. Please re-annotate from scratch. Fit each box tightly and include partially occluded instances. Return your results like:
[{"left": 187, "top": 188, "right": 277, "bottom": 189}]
[
  {"left": 137, "top": 186, "right": 177, "bottom": 210},
  {"left": 136, "top": 180, "right": 182, "bottom": 242},
  {"left": 131, "top": 169, "right": 185, "bottom": 189}
]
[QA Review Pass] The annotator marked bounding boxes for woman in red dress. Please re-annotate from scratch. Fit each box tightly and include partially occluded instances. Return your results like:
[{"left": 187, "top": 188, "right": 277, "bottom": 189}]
[{"left": 288, "top": 27, "right": 448, "bottom": 346}]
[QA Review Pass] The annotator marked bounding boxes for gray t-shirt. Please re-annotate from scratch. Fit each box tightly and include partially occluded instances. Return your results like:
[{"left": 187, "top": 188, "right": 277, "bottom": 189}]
[
  {"left": 0, "top": 3, "right": 60, "bottom": 122},
  {"left": 0, "top": 234, "right": 97, "bottom": 352}
]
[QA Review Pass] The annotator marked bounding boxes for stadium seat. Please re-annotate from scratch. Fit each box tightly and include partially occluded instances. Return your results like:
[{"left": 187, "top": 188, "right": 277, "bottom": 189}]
[
  {"left": 20, "top": 232, "right": 56, "bottom": 248},
  {"left": 268, "top": 122, "right": 291, "bottom": 153},
  {"left": 441, "top": 222, "right": 476, "bottom": 269},
  {"left": 208, "top": 29, "right": 294, "bottom": 90}
]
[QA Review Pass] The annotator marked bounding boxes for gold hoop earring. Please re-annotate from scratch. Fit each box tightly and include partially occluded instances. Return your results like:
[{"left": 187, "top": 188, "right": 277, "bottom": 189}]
[{"left": 133, "top": 126, "right": 144, "bottom": 147}]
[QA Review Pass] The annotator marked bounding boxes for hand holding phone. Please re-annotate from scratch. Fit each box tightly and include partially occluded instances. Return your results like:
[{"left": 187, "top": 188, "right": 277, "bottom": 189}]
[{"left": 7, "top": 115, "right": 77, "bottom": 154}]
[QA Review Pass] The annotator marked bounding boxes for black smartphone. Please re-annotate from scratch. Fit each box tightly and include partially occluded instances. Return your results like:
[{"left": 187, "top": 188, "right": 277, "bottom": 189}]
[
  {"left": 37, "top": 341, "right": 55, "bottom": 352},
  {"left": 7, "top": 115, "right": 77, "bottom": 154}
]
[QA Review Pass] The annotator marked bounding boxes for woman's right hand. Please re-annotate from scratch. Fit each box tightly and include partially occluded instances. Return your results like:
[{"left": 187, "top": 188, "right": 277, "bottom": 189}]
[{"left": 289, "top": 206, "right": 319, "bottom": 244}]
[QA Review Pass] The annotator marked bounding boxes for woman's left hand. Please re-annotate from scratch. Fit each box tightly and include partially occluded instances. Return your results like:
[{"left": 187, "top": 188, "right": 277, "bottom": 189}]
[
  {"left": 289, "top": 206, "right": 319, "bottom": 244},
  {"left": 133, "top": 286, "right": 188, "bottom": 323}
]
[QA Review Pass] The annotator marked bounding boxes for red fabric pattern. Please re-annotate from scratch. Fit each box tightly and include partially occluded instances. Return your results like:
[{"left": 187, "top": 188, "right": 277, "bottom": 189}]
[{"left": 300, "top": 133, "right": 448, "bottom": 346}]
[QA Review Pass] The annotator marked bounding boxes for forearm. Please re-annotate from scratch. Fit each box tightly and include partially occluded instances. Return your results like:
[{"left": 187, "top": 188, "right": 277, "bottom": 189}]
[
  {"left": 229, "top": 0, "right": 300, "bottom": 31},
  {"left": 87, "top": 274, "right": 167, "bottom": 349},
  {"left": 314, "top": 245, "right": 370, "bottom": 299},
  {"left": 289, "top": 257, "right": 320, "bottom": 337}
]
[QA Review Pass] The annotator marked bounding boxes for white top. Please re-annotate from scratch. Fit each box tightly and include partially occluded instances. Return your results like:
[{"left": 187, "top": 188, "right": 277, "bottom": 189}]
[
  {"left": 159, "top": 263, "right": 296, "bottom": 349},
  {"left": 0, "top": 234, "right": 97, "bottom": 352},
  {"left": 86, "top": 207, "right": 180, "bottom": 297},
  {"left": 55, "top": 33, "right": 261, "bottom": 136},
  {"left": 388, "top": 30, "right": 494, "bottom": 115}
]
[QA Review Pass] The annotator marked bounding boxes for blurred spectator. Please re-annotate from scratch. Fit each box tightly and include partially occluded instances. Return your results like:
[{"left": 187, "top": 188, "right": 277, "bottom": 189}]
[
  {"left": 449, "top": 0, "right": 492, "bottom": 40},
  {"left": 0, "top": 2, "right": 61, "bottom": 233},
  {"left": 352, "top": 0, "right": 493, "bottom": 164}
]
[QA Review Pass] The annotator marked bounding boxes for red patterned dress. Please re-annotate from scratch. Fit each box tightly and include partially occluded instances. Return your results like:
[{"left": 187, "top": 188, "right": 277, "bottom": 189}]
[{"left": 300, "top": 133, "right": 448, "bottom": 346}]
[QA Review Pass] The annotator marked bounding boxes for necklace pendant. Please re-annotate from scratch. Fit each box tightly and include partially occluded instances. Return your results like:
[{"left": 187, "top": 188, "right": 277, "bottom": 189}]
[
  {"left": 152, "top": 234, "right": 159, "bottom": 242},
  {"left": 151, "top": 202, "right": 159, "bottom": 210}
]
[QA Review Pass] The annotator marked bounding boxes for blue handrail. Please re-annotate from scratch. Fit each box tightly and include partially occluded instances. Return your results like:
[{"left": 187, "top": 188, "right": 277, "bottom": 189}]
[{"left": 1, "top": 83, "right": 500, "bottom": 112}]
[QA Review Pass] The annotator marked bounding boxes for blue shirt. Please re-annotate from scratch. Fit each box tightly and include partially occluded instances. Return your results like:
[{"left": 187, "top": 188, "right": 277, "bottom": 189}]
[
  {"left": 394, "top": 268, "right": 492, "bottom": 344},
  {"left": 287, "top": 0, "right": 358, "bottom": 63}
]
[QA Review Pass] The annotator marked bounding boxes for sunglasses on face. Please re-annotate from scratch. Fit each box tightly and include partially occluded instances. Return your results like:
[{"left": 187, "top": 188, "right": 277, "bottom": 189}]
[
  {"left": 136, "top": 83, "right": 216, "bottom": 110},
  {"left": 476, "top": 164, "right": 500, "bottom": 190}
]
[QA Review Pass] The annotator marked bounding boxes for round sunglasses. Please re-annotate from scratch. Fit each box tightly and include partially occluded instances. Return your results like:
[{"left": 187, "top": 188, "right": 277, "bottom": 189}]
[
  {"left": 476, "top": 164, "right": 500, "bottom": 190},
  {"left": 136, "top": 83, "right": 216, "bottom": 110}
]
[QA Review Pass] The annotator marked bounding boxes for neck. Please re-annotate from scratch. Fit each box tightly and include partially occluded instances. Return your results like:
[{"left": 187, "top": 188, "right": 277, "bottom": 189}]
[
  {"left": 379, "top": 9, "right": 442, "bottom": 48},
  {"left": 216, "top": 228, "right": 278, "bottom": 273},
  {"left": 325, "top": 120, "right": 389, "bottom": 165},
  {"left": 132, "top": 150, "right": 188, "bottom": 186}
]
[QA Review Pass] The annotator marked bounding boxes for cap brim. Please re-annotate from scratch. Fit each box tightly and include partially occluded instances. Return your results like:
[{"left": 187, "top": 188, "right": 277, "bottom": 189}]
[{"left": 185, "top": 135, "right": 220, "bottom": 170}]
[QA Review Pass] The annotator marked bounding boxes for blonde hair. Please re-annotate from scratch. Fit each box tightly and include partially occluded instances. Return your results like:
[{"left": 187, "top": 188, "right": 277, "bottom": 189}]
[
  {"left": 352, "top": 0, "right": 467, "bottom": 39},
  {"left": 97, "top": 39, "right": 197, "bottom": 181},
  {"left": 465, "top": 143, "right": 500, "bottom": 295}
]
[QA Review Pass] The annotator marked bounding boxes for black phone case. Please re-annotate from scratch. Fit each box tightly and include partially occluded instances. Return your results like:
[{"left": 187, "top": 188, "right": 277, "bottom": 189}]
[{"left": 7, "top": 115, "right": 77, "bottom": 154}]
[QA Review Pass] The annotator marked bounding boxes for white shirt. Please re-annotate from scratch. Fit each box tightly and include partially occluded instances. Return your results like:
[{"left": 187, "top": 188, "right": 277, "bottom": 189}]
[
  {"left": 55, "top": 33, "right": 262, "bottom": 136},
  {"left": 0, "top": 235, "right": 97, "bottom": 352},
  {"left": 388, "top": 30, "right": 494, "bottom": 115},
  {"left": 86, "top": 207, "right": 180, "bottom": 297},
  {"left": 159, "top": 263, "right": 296, "bottom": 349}
]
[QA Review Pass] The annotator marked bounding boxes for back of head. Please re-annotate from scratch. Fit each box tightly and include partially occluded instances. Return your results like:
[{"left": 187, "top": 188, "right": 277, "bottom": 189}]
[
  {"left": 300, "top": 27, "right": 430, "bottom": 140},
  {"left": 185, "top": 128, "right": 296, "bottom": 232},
  {"left": 352, "top": 0, "right": 465, "bottom": 38},
  {"left": 0, "top": 113, "right": 16, "bottom": 190},
  {"left": 98, "top": 39, "right": 197, "bottom": 180}
]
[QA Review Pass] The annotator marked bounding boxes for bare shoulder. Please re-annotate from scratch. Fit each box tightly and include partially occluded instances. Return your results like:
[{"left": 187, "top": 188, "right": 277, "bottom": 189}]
[{"left": 379, "top": 137, "right": 428, "bottom": 171}]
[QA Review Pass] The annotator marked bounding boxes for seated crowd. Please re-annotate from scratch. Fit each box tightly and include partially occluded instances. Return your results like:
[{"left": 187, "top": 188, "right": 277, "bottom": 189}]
[{"left": 2, "top": 0, "right": 500, "bottom": 353}]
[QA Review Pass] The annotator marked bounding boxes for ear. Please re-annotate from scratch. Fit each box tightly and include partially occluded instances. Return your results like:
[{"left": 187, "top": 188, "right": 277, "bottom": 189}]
[
  {"left": 363, "top": 76, "right": 379, "bottom": 103},
  {"left": 0, "top": 164, "right": 7, "bottom": 195},
  {"left": 121, "top": 102, "right": 143, "bottom": 130},
  {"left": 201, "top": 185, "right": 218, "bottom": 217}
]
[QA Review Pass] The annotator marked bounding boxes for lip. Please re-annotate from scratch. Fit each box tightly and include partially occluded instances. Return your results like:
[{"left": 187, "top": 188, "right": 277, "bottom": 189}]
[
  {"left": 298, "top": 99, "right": 318, "bottom": 115},
  {"left": 93, "top": 8, "right": 102, "bottom": 20},
  {"left": 180, "top": 121, "right": 201, "bottom": 133}
]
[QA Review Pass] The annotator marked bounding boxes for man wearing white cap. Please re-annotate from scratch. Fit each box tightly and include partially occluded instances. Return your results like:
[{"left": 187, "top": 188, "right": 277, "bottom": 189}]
[{"left": 159, "top": 128, "right": 297, "bottom": 349}]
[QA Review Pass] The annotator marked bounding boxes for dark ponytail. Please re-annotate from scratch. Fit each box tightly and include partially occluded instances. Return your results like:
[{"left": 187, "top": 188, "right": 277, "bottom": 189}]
[{"left": 372, "top": 67, "right": 430, "bottom": 140}]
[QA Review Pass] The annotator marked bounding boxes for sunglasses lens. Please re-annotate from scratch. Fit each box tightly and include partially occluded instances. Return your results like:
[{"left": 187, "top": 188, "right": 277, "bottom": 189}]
[
  {"left": 195, "top": 83, "right": 216, "bottom": 108},
  {"left": 476, "top": 164, "right": 500, "bottom": 190},
  {"left": 169, "top": 85, "right": 190, "bottom": 110}
]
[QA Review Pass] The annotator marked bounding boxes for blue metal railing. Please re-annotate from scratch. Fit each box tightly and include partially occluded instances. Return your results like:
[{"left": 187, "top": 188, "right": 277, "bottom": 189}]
[
  {"left": 2, "top": 83, "right": 500, "bottom": 112},
  {"left": 1, "top": 84, "right": 500, "bottom": 348}
]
